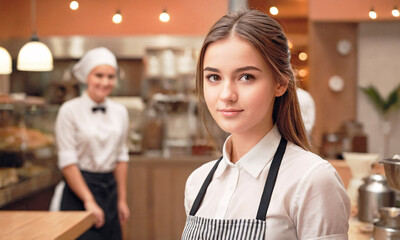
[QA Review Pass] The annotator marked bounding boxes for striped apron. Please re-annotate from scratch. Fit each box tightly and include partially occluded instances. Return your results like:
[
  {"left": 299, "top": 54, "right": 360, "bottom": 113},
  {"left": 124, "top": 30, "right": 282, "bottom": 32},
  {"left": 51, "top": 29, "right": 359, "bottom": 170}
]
[{"left": 182, "top": 138, "right": 287, "bottom": 240}]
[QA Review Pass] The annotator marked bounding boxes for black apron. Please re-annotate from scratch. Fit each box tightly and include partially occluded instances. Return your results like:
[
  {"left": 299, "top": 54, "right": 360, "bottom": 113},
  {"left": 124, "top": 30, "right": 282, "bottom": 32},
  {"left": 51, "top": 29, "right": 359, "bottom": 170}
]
[
  {"left": 60, "top": 170, "right": 121, "bottom": 240},
  {"left": 182, "top": 137, "right": 287, "bottom": 240}
]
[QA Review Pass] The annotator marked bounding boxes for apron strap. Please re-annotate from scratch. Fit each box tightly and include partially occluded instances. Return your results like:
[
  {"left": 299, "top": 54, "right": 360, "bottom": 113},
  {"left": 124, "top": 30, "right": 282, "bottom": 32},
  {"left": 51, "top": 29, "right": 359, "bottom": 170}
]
[
  {"left": 189, "top": 157, "right": 223, "bottom": 216},
  {"left": 256, "top": 137, "right": 287, "bottom": 220}
]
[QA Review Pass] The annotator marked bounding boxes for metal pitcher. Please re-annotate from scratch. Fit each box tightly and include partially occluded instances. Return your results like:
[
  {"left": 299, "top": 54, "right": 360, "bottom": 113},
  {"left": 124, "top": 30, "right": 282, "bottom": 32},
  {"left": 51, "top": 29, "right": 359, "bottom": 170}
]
[{"left": 358, "top": 174, "right": 396, "bottom": 223}]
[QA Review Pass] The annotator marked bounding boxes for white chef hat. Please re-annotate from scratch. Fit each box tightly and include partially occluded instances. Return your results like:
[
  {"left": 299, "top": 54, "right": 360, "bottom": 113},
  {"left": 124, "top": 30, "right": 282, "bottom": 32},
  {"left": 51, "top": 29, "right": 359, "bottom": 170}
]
[{"left": 72, "top": 47, "right": 118, "bottom": 84}]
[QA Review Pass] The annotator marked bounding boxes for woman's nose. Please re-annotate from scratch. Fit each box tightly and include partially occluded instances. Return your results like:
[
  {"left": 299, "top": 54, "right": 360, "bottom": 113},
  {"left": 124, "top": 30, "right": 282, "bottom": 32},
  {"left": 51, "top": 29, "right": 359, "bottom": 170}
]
[
  {"left": 99, "top": 77, "right": 110, "bottom": 85},
  {"left": 219, "top": 81, "right": 238, "bottom": 102}
]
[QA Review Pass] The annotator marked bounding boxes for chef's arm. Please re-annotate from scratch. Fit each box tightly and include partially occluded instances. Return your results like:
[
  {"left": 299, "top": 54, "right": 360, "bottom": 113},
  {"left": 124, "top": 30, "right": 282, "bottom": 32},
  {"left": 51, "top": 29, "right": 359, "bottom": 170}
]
[
  {"left": 114, "top": 161, "right": 130, "bottom": 224},
  {"left": 62, "top": 164, "right": 105, "bottom": 228}
]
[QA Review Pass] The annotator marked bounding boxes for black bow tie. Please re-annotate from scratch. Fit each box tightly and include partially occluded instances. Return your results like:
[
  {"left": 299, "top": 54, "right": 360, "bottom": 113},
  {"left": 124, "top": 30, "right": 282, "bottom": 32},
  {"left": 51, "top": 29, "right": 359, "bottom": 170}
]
[{"left": 92, "top": 106, "right": 106, "bottom": 113}]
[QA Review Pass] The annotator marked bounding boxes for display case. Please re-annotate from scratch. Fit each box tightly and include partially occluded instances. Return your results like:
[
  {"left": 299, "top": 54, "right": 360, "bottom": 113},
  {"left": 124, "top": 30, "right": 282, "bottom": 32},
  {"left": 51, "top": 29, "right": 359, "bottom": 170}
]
[{"left": 0, "top": 94, "right": 57, "bottom": 169}]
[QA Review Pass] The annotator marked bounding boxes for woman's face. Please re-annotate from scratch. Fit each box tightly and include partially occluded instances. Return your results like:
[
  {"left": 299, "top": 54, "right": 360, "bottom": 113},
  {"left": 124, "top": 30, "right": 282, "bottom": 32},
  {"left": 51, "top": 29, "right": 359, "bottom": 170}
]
[
  {"left": 203, "top": 36, "right": 285, "bottom": 136},
  {"left": 86, "top": 65, "right": 116, "bottom": 103}
]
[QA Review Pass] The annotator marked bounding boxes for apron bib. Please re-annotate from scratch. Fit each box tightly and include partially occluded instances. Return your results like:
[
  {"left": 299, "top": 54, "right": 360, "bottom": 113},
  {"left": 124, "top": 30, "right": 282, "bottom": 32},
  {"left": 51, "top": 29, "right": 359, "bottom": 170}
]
[
  {"left": 182, "top": 138, "right": 287, "bottom": 240},
  {"left": 60, "top": 171, "right": 121, "bottom": 240}
]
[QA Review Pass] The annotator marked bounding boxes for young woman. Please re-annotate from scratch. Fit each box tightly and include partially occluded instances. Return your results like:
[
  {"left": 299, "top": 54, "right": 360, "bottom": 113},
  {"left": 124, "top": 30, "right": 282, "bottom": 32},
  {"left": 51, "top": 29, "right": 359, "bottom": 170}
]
[
  {"left": 182, "top": 9, "right": 350, "bottom": 239},
  {"left": 50, "top": 47, "right": 130, "bottom": 240}
]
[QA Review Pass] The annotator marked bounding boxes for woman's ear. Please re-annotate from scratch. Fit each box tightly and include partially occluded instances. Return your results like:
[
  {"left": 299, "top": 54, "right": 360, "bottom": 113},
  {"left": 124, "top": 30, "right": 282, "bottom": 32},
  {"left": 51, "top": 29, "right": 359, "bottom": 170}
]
[{"left": 275, "top": 83, "right": 288, "bottom": 97}]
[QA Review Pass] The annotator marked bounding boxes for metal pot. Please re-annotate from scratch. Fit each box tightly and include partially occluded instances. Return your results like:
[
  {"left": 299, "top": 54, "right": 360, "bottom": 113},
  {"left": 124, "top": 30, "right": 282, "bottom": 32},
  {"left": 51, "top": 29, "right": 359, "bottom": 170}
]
[
  {"left": 379, "top": 207, "right": 400, "bottom": 228},
  {"left": 358, "top": 174, "right": 396, "bottom": 223},
  {"left": 381, "top": 156, "right": 400, "bottom": 192},
  {"left": 373, "top": 223, "right": 400, "bottom": 240}
]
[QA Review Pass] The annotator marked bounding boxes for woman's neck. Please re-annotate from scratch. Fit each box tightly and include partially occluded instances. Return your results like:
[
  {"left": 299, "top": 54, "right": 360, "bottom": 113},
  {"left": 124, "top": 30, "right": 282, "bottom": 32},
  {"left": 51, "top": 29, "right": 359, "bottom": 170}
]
[
  {"left": 229, "top": 125, "right": 274, "bottom": 164},
  {"left": 86, "top": 91, "right": 105, "bottom": 104}
]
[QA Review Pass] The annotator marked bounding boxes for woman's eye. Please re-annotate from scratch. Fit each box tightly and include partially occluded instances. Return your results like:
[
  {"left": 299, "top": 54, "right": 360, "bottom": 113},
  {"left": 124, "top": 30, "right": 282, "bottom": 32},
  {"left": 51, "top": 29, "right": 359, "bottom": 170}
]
[
  {"left": 206, "top": 74, "right": 220, "bottom": 82},
  {"left": 239, "top": 74, "right": 255, "bottom": 82}
]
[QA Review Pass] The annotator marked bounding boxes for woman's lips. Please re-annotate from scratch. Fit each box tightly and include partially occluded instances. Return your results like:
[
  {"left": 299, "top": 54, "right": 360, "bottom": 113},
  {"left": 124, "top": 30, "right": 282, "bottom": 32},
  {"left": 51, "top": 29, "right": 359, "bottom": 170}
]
[{"left": 218, "top": 108, "right": 244, "bottom": 117}]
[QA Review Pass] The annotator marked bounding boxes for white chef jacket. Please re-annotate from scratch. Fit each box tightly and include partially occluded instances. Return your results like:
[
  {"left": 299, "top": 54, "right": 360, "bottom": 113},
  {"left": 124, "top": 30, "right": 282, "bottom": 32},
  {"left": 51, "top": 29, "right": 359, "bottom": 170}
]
[
  {"left": 184, "top": 125, "right": 350, "bottom": 240},
  {"left": 297, "top": 88, "right": 316, "bottom": 137},
  {"left": 55, "top": 91, "right": 129, "bottom": 172}
]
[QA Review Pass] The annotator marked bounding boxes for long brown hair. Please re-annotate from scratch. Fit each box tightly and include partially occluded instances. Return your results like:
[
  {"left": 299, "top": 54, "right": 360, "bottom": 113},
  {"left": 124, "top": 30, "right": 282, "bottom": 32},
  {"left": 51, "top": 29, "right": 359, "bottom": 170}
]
[{"left": 197, "top": 9, "right": 311, "bottom": 151}]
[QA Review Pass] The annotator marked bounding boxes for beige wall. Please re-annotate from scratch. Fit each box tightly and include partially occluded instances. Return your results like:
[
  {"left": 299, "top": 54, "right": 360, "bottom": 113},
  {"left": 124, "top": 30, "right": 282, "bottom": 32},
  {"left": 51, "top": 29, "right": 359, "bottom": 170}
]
[{"left": 357, "top": 22, "right": 400, "bottom": 158}]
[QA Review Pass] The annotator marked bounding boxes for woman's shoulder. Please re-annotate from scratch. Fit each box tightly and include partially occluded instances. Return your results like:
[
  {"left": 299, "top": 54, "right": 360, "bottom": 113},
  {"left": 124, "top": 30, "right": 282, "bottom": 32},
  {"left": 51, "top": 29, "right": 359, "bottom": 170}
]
[
  {"left": 285, "top": 141, "right": 325, "bottom": 164},
  {"left": 58, "top": 97, "right": 82, "bottom": 113},
  {"left": 107, "top": 99, "right": 128, "bottom": 114},
  {"left": 282, "top": 142, "right": 340, "bottom": 182},
  {"left": 186, "top": 159, "right": 220, "bottom": 186}
]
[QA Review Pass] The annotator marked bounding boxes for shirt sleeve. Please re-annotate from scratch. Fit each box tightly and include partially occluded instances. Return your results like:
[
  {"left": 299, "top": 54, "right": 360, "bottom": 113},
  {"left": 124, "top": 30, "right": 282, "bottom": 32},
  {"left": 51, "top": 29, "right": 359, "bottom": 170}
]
[
  {"left": 116, "top": 106, "right": 130, "bottom": 162},
  {"left": 184, "top": 175, "right": 193, "bottom": 216},
  {"left": 293, "top": 161, "right": 351, "bottom": 240},
  {"left": 55, "top": 104, "right": 79, "bottom": 169}
]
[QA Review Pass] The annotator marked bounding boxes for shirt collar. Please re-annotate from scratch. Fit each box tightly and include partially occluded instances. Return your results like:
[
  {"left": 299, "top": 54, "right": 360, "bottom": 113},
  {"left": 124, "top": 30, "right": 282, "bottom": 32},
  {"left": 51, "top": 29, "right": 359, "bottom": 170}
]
[{"left": 214, "top": 125, "right": 282, "bottom": 179}]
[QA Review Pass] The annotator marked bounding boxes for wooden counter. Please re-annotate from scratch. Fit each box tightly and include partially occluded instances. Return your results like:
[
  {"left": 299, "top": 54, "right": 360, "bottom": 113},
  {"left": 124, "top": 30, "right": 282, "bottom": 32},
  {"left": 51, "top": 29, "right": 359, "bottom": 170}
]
[
  {"left": 349, "top": 218, "right": 373, "bottom": 239},
  {"left": 0, "top": 211, "right": 95, "bottom": 240}
]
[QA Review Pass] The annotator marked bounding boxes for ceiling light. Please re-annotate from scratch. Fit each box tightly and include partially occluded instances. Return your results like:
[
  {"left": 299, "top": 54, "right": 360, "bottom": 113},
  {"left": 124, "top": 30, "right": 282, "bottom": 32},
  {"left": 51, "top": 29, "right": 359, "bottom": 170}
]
[
  {"left": 17, "top": 0, "right": 53, "bottom": 71},
  {"left": 0, "top": 47, "right": 12, "bottom": 74},
  {"left": 369, "top": 7, "right": 377, "bottom": 19},
  {"left": 298, "top": 68, "right": 308, "bottom": 78},
  {"left": 288, "top": 40, "right": 293, "bottom": 49},
  {"left": 159, "top": 9, "right": 170, "bottom": 22},
  {"left": 299, "top": 52, "right": 308, "bottom": 61},
  {"left": 392, "top": 6, "right": 400, "bottom": 17},
  {"left": 269, "top": 6, "right": 279, "bottom": 15},
  {"left": 70, "top": 0, "right": 79, "bottom": 10},
  {"left": 112, "top": 10, "right": 122, "bottom": 24}
]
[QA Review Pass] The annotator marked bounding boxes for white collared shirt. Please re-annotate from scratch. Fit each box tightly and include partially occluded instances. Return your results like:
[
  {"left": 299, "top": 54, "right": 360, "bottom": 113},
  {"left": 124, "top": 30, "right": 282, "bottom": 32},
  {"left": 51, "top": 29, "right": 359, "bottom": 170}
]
[
  {"left": 184, "top": 125, "right": 351, "bottom": 240},
  {"left": 55, "top": 92, "right": 129, "bottom": 172}
]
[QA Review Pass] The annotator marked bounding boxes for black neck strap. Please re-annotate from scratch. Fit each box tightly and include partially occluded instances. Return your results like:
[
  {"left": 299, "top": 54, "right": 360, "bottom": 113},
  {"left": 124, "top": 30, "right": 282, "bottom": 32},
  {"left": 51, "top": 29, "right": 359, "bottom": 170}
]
[
  {"left": 189, "top": 137, "right": 287, "bottom": 221},
  {"left": 256, "top": 137, "right": 287, "bottom": 220},
  {"left": 189, "top": 157, "right": 223, "bottom": 216}
]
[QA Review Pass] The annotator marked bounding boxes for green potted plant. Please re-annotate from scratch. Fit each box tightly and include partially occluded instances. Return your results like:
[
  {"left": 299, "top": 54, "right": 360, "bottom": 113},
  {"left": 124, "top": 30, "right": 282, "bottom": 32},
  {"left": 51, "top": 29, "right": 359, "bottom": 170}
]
[{"left": 360, "top": 84, "right": 400, "bottom": 157}]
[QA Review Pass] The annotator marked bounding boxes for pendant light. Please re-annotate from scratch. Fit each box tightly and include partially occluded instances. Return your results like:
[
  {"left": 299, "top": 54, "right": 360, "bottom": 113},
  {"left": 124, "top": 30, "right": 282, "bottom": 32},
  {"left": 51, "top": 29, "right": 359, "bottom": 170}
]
[
  {"left": 393, "top": 6, "right": 400, "bottom": 17},
  {"left": 17, "top": 0, "right": 53, "bottom": 71},
  {"left": 112, "top": 10, "right": 123, "bottom": 24},
  {"left": 369, "top": 7, "right": 377, "bottom": 19},
  {"left": 0, "top": 47, "right": 12, "bottom": 74},
  {"left": 269, "top": 6, "right": 279, "bottom": 15},
  {"left": 159, "top": 9, "right": 170, "bottom": 22},
  {"left": 70, "top": 0, "right": 79, "bottom": 10}
]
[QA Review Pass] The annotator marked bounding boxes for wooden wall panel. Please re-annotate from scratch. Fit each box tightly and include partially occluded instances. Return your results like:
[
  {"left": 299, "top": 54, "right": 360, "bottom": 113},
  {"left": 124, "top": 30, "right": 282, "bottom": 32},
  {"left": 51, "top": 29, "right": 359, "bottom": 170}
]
[
  {"left": 308, "top": 22, "right": 358, "bottom": 152},
  {"left": 125, "top": 157, "right": 208, "bottom": 240}
]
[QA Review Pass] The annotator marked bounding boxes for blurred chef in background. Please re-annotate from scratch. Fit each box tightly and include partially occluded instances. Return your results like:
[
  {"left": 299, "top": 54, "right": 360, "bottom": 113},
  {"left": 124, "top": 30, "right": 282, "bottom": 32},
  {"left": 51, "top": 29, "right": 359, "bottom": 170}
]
[
  {"left": 297, "top": 87, "right": 316, "bottom": 138},
  {"left": 49, "top": 47, "right": 130, "bottom": 240}
]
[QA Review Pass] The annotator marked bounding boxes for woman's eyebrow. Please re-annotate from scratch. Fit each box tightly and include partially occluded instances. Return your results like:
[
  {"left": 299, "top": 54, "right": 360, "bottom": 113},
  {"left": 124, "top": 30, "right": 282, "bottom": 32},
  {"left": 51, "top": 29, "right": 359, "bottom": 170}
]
[
  {"left": 234, "top": 66, "right": 262, "bottom": 73},
  {"left": 203, "top": 66, "right": 262, "bottom": 73},
  {"left": 204, "top": 67, "right": 220, "bottom": 73}
]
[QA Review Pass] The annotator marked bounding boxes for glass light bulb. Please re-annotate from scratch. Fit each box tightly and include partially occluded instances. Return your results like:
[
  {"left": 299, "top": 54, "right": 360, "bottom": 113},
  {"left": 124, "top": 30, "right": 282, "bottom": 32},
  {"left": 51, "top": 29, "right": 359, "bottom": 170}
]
[
  {"left": 70, "top": 1, "right": 79, "bottom": 10},
  {"left": 269, "top": 6, "right": 279, "bottom": 15},
  {"left": 369, "top": 9, "right": 377, "bottom": 19},
  {"left": 159, "top": 11, "right": 170, "bottom": 22},
  {"left": 392, "top": 7, "right": 400, "bottom": 17},
  {"left": 113, "top": 12, "right": 122, "bottom": 24}
]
